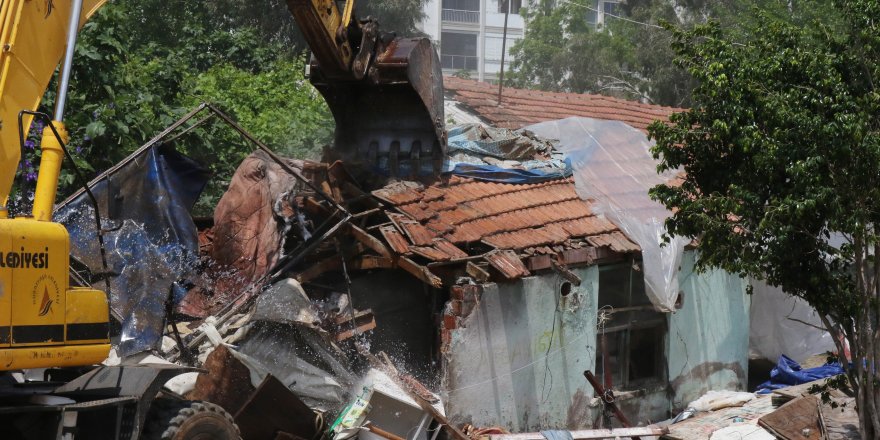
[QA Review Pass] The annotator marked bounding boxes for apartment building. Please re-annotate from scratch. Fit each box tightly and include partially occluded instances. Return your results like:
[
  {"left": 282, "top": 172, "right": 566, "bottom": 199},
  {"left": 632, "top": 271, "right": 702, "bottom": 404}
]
[{"left": 419, "top": 0, "right": 621, "bottom": 82}]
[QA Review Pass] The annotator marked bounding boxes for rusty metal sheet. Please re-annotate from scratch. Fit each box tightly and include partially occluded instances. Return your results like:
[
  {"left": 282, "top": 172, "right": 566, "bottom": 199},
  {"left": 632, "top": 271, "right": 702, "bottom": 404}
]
[
  {"left": 234, "top": 374, "right": 318, "bottom": 440},
  {"left": 485, "top": 250, "right": 530, "bottom": 279}
]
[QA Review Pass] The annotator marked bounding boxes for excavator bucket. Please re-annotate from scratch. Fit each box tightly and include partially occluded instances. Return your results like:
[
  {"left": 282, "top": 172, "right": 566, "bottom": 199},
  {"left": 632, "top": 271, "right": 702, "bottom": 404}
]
[{"left": 309, "top": 36, "right": 446, "bottom": 181}]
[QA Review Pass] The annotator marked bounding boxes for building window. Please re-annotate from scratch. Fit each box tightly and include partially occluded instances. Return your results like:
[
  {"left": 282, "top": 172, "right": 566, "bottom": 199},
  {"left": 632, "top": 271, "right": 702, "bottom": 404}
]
[
  {"left": 483, "top": 35, "right": 517, "bottom": 62},
  {"left": 441, "top": 32, "right": 479, "bottom": 71},
  {"left": 498, "top": 0, "right": 522, "bottom": 14},
  {"left": 442, "top": 0, "right": 480, "bottom": 23},
  {"left": 586, "top": 0, "right": 620, "bottom": 28},
  {"left": 595, "top": 261, "right": 666, "bottom": 390}
]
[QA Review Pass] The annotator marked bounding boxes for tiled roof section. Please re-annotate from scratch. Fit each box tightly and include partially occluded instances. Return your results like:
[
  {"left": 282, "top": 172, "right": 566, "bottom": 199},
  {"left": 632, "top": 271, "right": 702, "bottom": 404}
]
[
  {"left": 444, "top": 76, "right": 682, "bottom": 133},
  {"left": 372, "top": 176, "right": 638, "bottom": 266}
]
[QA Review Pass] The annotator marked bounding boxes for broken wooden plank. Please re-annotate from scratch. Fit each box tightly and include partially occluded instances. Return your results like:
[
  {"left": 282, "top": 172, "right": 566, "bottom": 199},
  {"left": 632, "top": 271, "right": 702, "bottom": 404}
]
[
  {"left": 488, "top": 427, "right": 667, "bottom": 440},
  {"left": 759, "top": 395, "right": 822, "bottom": 440},
  {"left": 551, "top": 260, "right": 582, "bottom": 286},
  {"left": 333, "top": 310, "right": 376, "bottom": 342},
  {"left": 295, "top": 255, "right": 342, "bottom": 283},
  {"left": 366, "top": 351, "right": 470, "bottom": 440},
  {"left": 398, "top": 256, "right": 443, "bottom": 288},
  {"left": 466, "top": 261, "right": 490, "bottom": 283},
  {"left": 584, "top": 370, "right": 638, "bottom": 437},
  {"left": 350, "top": 224, "right": 392, "bottom": 258},
  {"left": 351, "top": 255, "right": 395, "bottom": 270}
]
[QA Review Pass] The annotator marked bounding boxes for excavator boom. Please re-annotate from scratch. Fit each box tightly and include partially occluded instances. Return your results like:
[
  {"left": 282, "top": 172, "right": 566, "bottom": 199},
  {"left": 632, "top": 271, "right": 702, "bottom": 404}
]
[{"left": 0, "top": 0, "right": 108, "bottom": 209}]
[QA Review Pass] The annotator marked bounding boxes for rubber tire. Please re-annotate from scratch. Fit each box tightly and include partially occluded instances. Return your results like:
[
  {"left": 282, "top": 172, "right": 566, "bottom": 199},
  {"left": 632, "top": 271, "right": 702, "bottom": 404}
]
[{"left": 142, "top": 399, "right": 241, "bottom": 440}]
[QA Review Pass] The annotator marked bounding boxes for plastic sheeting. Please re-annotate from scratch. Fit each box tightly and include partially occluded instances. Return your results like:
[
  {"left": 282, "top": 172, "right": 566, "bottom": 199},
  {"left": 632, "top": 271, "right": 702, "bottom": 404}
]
[
  {"left": 56, "top": 143, "right": 209, "bottom": 357},
  {"left": 444, "top": 123, "right": 572, "bottom": 184},
  {"left": 527, "top": 117, "right": 686, "bottom": 312},
  {"left": 749, "top": 280, "right": 835, "bottom": 364},
  {"left": 755, "top": 355, "right": 844, "bottom": 394},
  {"left": 234, "top": 286, "right": 355, "bottom": 412}
]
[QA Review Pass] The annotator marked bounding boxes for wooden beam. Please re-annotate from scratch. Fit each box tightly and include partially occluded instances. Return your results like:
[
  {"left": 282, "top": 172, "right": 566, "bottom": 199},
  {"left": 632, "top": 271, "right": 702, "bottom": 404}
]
[
  {"left": 350, "top": 224, "right": 392, "bottom": 257},
  {"left": 466, "top": 261, "right": 491, "bottom": 283},
  {"left": 398, "top": 256, "right": 443, "bottom": 288},
  {"left": 551, "top": 260, "right": 582, "bottom": 286},
  {"left": 351, "top": 255, "right": 395, "bottom": 270},
  {"left": 295, "top": 255, "right": 341, "bottom": 283}
]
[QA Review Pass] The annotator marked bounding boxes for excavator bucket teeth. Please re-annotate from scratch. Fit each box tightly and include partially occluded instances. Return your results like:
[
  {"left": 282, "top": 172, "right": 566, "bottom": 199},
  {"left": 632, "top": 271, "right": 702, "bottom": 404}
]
[{"left": 310, "top": 37, "right": 446, "bottom": 180}]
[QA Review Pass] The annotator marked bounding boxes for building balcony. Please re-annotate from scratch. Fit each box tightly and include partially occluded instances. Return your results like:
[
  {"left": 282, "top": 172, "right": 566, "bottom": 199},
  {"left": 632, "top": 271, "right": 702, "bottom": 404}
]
[{"left": 442, "top": 9, "right": 480, "bottom": 23}]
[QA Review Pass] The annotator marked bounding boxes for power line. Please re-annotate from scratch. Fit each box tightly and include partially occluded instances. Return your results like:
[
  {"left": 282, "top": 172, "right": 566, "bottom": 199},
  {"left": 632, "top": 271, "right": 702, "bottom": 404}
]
[{"left": 557, "top": 0, "right": 665, "bottom": 30}]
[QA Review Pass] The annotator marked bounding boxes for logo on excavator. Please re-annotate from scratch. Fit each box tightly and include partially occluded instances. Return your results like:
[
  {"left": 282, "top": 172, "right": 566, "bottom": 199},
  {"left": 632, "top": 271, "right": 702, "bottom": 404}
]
[
  {"left": 32, "top": 274, "right": 59, "bottom": 317},
  {"left": 44, "top": 0, "right": 55, "bottom": 19},
  {"left": 38, "top": 286, "right": 52, "bottom": 316}
]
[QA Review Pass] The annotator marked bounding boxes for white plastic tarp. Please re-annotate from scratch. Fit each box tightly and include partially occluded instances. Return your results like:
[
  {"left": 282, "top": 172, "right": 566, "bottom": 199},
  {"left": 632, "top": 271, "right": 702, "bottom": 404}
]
[
  {"left": 749, "top": 280, "right": 835, "bottom": 363},
  {"left": 527, "top": 117, "right": 686, "bottom": 312}
]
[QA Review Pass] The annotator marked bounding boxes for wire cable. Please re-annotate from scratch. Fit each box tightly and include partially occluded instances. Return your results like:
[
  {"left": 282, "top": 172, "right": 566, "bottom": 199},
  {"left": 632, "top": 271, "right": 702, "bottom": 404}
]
[{"left": 556, "top": 0, "right": 664, "bottom": 30}]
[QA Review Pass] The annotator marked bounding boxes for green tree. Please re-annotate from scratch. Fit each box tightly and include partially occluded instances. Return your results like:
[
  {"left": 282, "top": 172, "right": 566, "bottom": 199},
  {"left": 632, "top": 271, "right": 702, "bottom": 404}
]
[
  {"left": 19, "top": 0, "right": 335, "bottom": 207},
  {"left": 648, "top": 2, "right": 880, "bottom": 437},
  {"left": 508, "top": 0, "right": 840, "bottom": 107}
]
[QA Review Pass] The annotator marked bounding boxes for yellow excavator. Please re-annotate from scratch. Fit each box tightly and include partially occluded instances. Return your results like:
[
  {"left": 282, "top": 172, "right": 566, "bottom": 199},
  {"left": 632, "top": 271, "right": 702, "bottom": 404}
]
[{"left": 0, "top": 0, "right": 443, "bottom": 438}]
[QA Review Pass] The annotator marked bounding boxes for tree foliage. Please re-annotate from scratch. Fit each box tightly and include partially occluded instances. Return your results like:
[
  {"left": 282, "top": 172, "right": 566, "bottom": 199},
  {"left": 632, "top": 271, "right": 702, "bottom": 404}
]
[
  {"left": 649, "top": 1, "right": 880, "bottom": 436},
  {"left": 508, "top": 0, "right": 840, "bottom": 107},
  {"left": 17, "top": 0, "right": 425, "bottom": 210}
]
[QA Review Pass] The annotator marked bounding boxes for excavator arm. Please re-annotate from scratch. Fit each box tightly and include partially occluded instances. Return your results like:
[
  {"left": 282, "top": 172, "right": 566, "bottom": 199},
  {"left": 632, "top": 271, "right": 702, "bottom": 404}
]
[
  {"left": 0, "top": 0, "right": 108, "bottom": 211},
  {"left": 286, "top": 0, "right": 446, "bottom": 181}
]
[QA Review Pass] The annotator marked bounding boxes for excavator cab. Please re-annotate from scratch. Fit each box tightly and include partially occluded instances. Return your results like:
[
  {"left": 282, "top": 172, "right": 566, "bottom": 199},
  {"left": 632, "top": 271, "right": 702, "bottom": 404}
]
[{"left": 286, "top": 0, "right": 446, "bottom": 183}]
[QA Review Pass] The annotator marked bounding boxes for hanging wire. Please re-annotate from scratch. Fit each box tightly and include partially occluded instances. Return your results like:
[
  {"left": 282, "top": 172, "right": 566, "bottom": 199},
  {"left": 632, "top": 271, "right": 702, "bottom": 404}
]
[{"left": 556, "top": 0, "right": 664, "bottom": 29}]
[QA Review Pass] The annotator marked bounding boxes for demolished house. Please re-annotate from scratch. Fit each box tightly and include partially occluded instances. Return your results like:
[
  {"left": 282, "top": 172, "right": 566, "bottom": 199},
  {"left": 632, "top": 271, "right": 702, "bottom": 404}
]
[{"left": 49, "top": 82, "right": 838, "bottom": 438}]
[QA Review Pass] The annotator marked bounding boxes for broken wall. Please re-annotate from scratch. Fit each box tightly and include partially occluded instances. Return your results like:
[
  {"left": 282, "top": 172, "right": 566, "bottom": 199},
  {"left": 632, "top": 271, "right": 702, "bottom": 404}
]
[
  {"left": 668, "top": 250, "right": 751, "bottom": 409},
  {"left": 442, "top": 268, "right": 599, "bottom": 431},
  {"left": 441, "top": 250, "right": 751, "bottom": 430}
]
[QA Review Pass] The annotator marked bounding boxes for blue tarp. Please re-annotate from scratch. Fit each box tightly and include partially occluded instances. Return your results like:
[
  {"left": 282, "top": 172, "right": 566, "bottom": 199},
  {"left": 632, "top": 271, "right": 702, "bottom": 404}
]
[
  {"left": 756, "top": 354, "right": 844, "bottom": 394},
  {"left": 56, "top": 143, "right": 209, "bottom": 357},
  {"left": 443, "top": 123, "right": 572, "bottom": 183},
  {"left": 449, "top": 159, "right": 573, "bottom": 184}
]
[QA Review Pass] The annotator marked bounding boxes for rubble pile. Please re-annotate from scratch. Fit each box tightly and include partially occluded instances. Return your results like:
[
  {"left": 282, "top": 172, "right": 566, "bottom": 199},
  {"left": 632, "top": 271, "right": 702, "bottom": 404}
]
[{"left": 58, "top": 115, "right": 856, "bottom": 440}]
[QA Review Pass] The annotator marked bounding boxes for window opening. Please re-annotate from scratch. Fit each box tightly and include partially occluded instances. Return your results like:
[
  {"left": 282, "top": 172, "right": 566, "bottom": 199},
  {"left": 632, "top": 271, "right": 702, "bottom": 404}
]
[{"left": 595, "top": 259, "right": 666, "bottom": 391}]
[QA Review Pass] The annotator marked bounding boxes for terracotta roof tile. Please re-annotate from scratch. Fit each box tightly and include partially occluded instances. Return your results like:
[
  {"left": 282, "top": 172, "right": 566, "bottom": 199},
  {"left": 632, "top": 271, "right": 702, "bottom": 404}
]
[
  {"left": 445, "top": 76, "right": 681, "bottom": 133},
  {"left": 380, "top": 225, "right": 411, "bottom": 255},
  {"left": 587, "top": 232, "right": 639, "bottom": 253},
  {"left": 486, "top": 250, "right": 531, "bottom": 279},
  {"left": 376, "top": 174, "right": 642, "bottom": 257},
  {"left": 433, "top": 239, "right": 469, "bottom": 259},
  {"left": 410, "top": 246, "right": 451, "bottom": 261}
]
